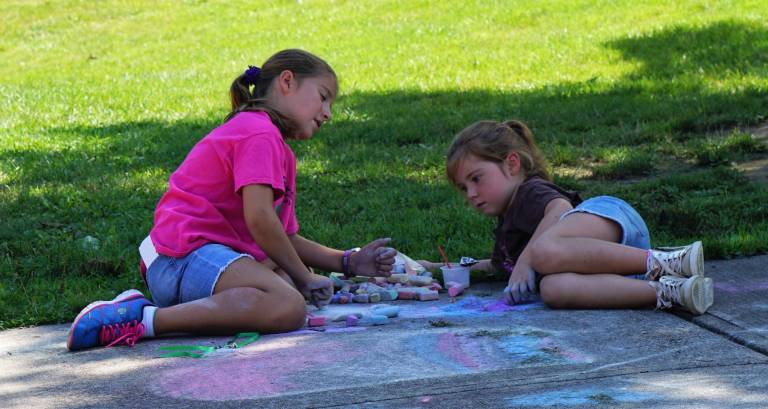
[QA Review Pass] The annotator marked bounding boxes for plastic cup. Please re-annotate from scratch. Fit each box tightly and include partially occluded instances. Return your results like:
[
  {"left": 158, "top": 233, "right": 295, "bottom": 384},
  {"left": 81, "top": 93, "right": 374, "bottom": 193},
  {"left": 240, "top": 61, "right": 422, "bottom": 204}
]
[{"left": 440, "top": 265, "right": 470, "bottom": 288}]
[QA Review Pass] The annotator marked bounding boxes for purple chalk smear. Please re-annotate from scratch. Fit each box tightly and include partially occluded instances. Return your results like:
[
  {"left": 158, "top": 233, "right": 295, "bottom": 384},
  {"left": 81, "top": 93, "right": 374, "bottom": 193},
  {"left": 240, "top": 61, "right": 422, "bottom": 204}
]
[
  {"left": 481, "top": 298, "right": 536, "bottom": 312},
  {"left": 482, "top": 298, "right": 515, "bottom": 312},
  {"left": 715, "top": 279, "right": 768, "bottom": 294}
]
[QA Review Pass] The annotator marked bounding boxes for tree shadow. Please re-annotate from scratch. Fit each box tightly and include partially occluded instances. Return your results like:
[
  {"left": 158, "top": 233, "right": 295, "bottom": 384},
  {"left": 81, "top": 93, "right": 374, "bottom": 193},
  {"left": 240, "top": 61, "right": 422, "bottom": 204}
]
[
  {"left": 2, "top": 19, "right": 768, "bottom": 326},
  {"left": 604, "top": 19, "right": 768, "bottom": 134},
  {"left": 607, "top": 20, "right": 768, "bottom": 80}
]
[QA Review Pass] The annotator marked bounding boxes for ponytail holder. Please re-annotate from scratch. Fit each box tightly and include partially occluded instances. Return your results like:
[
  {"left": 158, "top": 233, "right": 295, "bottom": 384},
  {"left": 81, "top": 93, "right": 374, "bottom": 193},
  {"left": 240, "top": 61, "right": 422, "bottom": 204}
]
[{"left": 244, "top": 65, "right": 261, "bottom": 85}]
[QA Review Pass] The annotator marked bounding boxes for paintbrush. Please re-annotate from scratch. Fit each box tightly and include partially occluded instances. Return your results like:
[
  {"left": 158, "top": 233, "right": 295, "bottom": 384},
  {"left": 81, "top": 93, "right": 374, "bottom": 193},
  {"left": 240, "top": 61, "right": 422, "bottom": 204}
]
[{"left": 437, "top": 244, "right": 452, "bottom": 268}]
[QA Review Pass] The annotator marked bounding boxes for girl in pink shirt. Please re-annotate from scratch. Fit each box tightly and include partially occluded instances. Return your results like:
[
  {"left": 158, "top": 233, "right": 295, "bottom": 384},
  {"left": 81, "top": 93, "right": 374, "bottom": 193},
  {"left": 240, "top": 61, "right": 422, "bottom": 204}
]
[{"left": 67, "top": 49, "right": 396, "bottom": 351}]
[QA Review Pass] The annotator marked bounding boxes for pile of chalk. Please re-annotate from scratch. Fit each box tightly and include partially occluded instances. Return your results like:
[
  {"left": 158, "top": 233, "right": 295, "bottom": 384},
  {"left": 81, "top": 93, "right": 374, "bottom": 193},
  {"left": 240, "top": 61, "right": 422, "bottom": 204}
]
[
  {"left": 305, "top": 252, "right": 469, "bottom": 329},
  {"left": 328, "top": 252, "right": 467, "bottom": 304}
]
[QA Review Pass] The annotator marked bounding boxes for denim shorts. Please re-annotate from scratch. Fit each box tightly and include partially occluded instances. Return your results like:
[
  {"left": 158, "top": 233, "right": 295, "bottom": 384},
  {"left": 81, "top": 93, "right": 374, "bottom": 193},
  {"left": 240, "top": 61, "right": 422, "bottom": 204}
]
[
  {"left": 560, "top": 196, "right": 651, "bottom": 279},
  {"left": 560, "top": 195, "right": 651, "bottom": 249},
  {"left": 145, "top": 243, "right": 253, "bottom": 307}
]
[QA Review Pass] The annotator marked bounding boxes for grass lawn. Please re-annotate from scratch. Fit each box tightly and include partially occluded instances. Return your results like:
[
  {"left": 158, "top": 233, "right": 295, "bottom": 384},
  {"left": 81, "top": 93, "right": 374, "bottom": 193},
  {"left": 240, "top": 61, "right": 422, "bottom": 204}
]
[{"left": 1, "top": 0, "right": 767, "bottom": 329}]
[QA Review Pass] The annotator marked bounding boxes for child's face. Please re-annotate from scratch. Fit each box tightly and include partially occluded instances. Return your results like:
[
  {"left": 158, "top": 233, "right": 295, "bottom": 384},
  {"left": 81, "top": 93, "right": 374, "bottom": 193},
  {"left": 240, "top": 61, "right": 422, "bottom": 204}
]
[
  {"left": 453, "top": 153, "right": 523, "bottom": 217},
  {"left": 276, "top": 73, "right": 337, "bottom": 140}
]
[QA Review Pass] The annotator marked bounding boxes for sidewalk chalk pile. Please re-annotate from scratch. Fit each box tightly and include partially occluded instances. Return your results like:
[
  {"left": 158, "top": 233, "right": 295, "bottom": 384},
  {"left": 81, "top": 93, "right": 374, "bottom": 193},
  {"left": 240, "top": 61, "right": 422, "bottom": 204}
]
[{"left": 308, "top": 253, "right": 472, "bottom": 328}]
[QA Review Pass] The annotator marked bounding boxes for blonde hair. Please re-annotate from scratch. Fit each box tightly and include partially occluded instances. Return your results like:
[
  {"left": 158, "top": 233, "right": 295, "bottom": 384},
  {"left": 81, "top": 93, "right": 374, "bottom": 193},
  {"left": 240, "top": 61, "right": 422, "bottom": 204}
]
[
  {"left": 226, "top": 49, "right": 337, "bottom": 137},
  {"left": 446, "top": 120, "right": 550, "bottom": 185}
]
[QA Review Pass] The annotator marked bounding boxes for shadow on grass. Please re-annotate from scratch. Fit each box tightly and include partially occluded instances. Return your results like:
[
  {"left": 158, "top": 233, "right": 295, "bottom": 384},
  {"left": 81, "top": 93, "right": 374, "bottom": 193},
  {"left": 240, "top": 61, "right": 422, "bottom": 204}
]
[{"left": 1, "top": 19, "right": 767, "bottom": 326}]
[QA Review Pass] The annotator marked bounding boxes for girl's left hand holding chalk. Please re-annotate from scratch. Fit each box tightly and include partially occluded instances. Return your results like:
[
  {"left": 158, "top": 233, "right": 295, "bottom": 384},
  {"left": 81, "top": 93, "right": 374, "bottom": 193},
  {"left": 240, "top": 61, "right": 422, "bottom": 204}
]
[
  {"left": 350, "top": 238, "right": 397, "bottom": 277},
  {"left": 505, "top": 266, "right": 537, "bottom": 305},
  {"left": 298, "top": 273, "right": 334, "bottom": 308}
]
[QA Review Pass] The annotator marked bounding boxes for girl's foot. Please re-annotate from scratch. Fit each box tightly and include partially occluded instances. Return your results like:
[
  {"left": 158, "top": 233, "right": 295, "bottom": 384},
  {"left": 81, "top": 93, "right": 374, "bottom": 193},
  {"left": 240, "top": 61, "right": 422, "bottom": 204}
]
[
  {"left": 646, "top": 241, "right": 704, "bottom": 280},
  {"left": 648, "top": 275, "right": 714, "bottom": 315},
  {"left": 67, "top": 289, "right": 154, "bottom": 351}
]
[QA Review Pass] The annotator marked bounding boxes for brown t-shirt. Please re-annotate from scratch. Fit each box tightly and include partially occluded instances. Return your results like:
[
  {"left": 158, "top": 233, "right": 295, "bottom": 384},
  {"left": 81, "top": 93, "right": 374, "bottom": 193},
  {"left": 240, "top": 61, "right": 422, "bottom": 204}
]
[{"left": 491, "top": 177, "right": 582, "bottom": 273}]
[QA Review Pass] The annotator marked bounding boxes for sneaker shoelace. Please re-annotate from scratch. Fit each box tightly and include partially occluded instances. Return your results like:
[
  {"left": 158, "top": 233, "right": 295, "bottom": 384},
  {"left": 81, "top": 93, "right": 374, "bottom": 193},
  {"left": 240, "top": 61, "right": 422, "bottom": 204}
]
[
  {"left": 647, "top": 248, "right": 687, "bottom": 280},
  {"left": 99, "top": 320, "right": 145, "bottom": 348},
  {"left": 652, "top": 278, "right": 683, "bottom": 309},
  {"left": 660, "top": 247, "right": 687, "bottom": 274}
]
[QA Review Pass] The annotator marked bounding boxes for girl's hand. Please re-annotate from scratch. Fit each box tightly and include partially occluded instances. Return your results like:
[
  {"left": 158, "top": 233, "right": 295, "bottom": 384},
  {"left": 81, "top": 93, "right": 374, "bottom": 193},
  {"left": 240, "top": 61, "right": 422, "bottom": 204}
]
[
  {"left": 298, "top": 273, "right": 334, "bottom": 308},
  {"left": 350, "top": 238, "right": 397, "bottom": 277},
  {"left": 416, "top": 260, "right": 445, "bottom": 271},
  {"left": 504, "top": 263, "right": 538, "bottom": 305}
]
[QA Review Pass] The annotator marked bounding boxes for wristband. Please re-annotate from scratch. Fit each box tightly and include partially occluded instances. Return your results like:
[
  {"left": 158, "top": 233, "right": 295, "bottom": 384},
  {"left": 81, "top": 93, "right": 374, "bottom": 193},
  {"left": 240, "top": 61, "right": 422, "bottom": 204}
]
[{"left": 341, "top": 247, "right": 360, "bottom": 277}]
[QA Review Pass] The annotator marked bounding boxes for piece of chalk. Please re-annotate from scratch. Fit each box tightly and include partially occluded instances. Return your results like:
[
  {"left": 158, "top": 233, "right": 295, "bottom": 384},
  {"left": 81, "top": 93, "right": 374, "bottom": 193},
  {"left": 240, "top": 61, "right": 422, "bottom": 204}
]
[
  {"left": 388, "top": 274, "right": 410, "bottom": 284},
  {"left": 418, "top": 290, "right": 439, "bottom": 301},
  {"left": 370, "top": 305, "right": 400, "bottom": 318},
  {"left": 379, "top": 290, "right": 398, "bottom": 301},
  {"left": 408, "top": 275, "right": 433, "bottom": 286},
  {"left": 307, "top": 316, "right": 326, "bottom": 327},
  {"left": 332, "top": 312, "right": 362, "bottom": 322},
  {"left": 353, "top": 293, "right": 370, "bottom": 303},
  {"left": 329, "top": 273, "right": 346, "bottom": 288},
  {"left": 369, "top": 292, "right": 381, "bottom": 303},
  {"left": 346, "top": 314, "right": 359, "bottom": 327},
  {"left": 429, "top": 282, "right": 443, "bottom": 292},
  {"left": 358, "top": 314, "right": 388, "bottom": 326},
  {"left": 396, "top": 290, "right": 416, "bottom": 300},
  {"left": 447, "top": 281, "right": 467, "bottom": 297}
]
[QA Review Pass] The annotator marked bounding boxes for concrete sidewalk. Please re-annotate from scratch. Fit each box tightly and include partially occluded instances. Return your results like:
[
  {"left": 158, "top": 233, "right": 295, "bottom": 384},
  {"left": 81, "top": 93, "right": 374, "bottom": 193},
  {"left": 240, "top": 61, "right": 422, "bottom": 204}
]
[{"left": 1, "top": 256, "right": 767, "bottom": 408}]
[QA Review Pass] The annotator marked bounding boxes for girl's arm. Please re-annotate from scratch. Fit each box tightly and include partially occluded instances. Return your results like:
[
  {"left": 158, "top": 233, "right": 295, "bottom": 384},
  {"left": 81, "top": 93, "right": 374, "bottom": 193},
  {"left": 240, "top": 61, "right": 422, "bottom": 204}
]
[
  {"left": 506, "top": 197, "right": 573, "bottom": 303},
  {"left": 418, "top": 259, "right": 496, "bottom": 273},
  {"left": 472, "top": 259, "right": 496, "bottom": 273},
  {"left": 290, "top": 234, "right": 397, "bottom": 277},
  {"left": 242, "top": 184, "right": 313, "bottom": 286},
  {"left": 288, "top": 234, "right": 343, "bottom": 272}
]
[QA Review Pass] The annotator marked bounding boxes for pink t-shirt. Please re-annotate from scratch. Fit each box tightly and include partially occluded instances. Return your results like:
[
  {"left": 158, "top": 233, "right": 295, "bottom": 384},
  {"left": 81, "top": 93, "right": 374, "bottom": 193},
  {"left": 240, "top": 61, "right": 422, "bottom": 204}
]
[{"left": 150, "top": 111, "right": 298, "bottom": 261}]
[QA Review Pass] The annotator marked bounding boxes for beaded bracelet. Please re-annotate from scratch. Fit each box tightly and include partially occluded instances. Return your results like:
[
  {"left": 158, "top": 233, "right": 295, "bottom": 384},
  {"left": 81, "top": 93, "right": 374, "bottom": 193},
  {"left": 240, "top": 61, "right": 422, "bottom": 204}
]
[{"left": 342, "top": 247, "right": 360, "bottom": 277}]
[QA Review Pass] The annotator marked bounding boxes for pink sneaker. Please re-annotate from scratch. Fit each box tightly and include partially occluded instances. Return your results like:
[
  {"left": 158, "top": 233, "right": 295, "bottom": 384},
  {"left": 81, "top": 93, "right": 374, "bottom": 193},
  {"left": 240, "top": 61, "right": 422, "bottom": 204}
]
[{"left": 67, "top": 289, "right": 154, "bottom": 351}]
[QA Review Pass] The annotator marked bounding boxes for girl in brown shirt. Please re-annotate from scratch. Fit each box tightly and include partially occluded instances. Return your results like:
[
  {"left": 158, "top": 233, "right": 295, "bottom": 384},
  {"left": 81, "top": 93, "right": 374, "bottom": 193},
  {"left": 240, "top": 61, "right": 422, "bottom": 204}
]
[{"left": 428, "top": 120, "right": 713, "bottom": 315}]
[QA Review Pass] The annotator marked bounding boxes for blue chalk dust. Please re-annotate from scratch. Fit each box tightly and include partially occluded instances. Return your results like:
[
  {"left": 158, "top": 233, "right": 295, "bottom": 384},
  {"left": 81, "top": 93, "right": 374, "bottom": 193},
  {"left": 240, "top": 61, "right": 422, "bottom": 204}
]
[{"left": 506, "top": 387, "right": 653, "bottom": 406}]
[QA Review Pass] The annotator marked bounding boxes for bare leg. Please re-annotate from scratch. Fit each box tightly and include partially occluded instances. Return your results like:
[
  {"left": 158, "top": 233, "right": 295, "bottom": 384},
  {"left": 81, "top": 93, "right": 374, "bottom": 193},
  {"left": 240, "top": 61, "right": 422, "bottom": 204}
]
[
  {"left": 152, "top": 257, "right": 307, "bottom": 335},
  {"left": 540, "top": 273, "right": 656, "bottom": 309},
  {"left": 530, "top": 213, "right": 647, "bottom": 275}
]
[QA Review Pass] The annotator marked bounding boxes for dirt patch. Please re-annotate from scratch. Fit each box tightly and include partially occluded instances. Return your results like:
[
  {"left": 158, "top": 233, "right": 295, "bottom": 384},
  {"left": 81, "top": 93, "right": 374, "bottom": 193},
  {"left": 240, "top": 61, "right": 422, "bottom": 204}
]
[
  {"left": 748, "top": 122, "right": 768, "bottom": 142},
  {"left": 736, "top": 122, "right": 768, "bottom": 185},
  {"left": 736, "top": 158, "right": 768, "bottom": 184}
]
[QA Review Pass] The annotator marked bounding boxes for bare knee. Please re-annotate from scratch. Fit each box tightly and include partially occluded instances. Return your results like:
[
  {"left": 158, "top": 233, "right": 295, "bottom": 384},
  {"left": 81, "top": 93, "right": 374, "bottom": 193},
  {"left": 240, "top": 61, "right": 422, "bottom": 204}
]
[
  {"left": 262, "top": 287, "right": 306, "bottom": 332},
  {"left": 226, "top": 287, "right": 306, "bottom": 333},
  {"left": 539, "top": 274, "right": 577, "bottom": 309},
  {"left": 529, "top": 238, "right": 566, "bottom": 274}
]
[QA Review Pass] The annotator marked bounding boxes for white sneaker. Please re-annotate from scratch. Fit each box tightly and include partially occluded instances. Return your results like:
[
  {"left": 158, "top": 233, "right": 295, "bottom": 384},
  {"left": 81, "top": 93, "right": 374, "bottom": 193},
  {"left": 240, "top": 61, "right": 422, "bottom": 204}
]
[
  {"left": 648, "top": 275, "right": 714, "bottom": 315},
  {"left": 646, "top": 241, "right": 704, "bottom": 280}
]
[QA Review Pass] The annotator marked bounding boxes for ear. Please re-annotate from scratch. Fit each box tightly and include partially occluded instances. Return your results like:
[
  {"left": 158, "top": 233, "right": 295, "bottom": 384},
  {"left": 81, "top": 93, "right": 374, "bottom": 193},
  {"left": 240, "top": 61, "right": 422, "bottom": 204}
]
[
  {"left": 276, "top": 70, "right": 295, "bottom": 95},
  {"left": 505, "top": 151, "right": 522, "bottom": 176}
]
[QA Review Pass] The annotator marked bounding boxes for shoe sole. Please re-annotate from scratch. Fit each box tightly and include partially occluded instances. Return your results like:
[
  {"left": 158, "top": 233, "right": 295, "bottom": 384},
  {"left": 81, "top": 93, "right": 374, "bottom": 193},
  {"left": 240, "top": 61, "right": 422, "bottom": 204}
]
[
  {"left": 66, "top": 289, "right": 145, "bottom": 350},
  {"left": 682, "top": 276, "right": 714, "bottom": 315},
  {"left": 685, "top": 241, "right": 704, "bottom": 277}
]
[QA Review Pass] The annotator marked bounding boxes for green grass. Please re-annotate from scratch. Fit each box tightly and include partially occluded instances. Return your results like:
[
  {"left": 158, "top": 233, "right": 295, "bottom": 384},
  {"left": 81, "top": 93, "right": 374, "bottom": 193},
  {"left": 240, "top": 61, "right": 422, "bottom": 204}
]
[{"left": 1, "top": 0, "right": 767, "bottom": 329}]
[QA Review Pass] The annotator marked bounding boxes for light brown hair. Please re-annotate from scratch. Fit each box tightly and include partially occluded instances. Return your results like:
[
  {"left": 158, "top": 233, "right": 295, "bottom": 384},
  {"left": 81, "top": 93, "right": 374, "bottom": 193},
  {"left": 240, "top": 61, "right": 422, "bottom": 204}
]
[
  {"left": 226, "top": 49, "right": 337, "bottom": 137},
  {"left": 446, "top": 120, "right": 550, "bottom": 185}
]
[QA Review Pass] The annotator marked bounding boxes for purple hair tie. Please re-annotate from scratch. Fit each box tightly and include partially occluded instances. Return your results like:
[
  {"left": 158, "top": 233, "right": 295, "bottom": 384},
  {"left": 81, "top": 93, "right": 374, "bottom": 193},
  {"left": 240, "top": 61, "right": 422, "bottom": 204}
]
[{"left": 244, "top": 65, "right": 261, "bottom": 85}]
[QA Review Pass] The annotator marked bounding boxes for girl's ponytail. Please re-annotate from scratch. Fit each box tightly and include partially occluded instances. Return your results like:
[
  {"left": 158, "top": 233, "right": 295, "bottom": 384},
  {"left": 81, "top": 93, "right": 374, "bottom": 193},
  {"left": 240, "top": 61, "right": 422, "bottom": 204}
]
[
  {"left": 446, "top": 119, "right": 551, "bottom": 185},
  {"left": 229, "top": 73, "right": 255, "bottom": 113},
  {"left": 223, "top": 49, "right": 337, "bottom": 138},
  {"left": 502, "top": 120, "right": 550, "bottom": 181}
]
